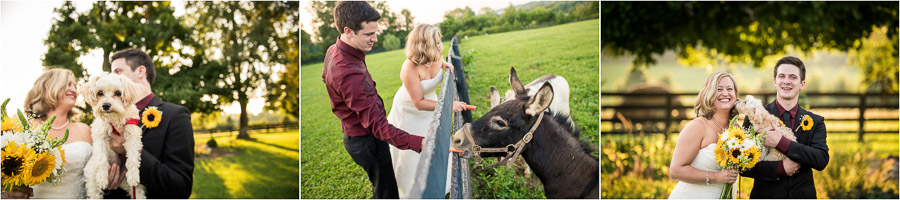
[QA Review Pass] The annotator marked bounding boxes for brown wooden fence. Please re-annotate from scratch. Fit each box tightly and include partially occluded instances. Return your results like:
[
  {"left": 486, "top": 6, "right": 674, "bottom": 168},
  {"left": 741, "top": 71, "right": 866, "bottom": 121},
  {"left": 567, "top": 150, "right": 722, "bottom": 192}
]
[
  {"left": 193, "top": 121, "right": 299, "bottom": 138},
  {"left": 601, "top": 92, "right": 899, "bottom": 141}
]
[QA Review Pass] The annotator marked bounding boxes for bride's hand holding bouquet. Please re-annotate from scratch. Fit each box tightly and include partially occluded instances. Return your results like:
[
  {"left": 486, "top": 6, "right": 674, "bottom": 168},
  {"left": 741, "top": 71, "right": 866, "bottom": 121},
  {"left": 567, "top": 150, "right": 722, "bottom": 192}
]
[{"left": 714, "top": 115, "right": 763, "bottom": 199}]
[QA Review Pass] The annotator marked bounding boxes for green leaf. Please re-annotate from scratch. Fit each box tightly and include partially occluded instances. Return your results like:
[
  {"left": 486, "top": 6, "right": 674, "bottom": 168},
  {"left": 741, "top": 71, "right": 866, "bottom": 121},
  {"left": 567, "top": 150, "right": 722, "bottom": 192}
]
[
  {"left": 1, "top": 98, "right": 9, "bottom": 122},
  {"left": 16, "top": 109, "right": 30, "bottom": 131}
]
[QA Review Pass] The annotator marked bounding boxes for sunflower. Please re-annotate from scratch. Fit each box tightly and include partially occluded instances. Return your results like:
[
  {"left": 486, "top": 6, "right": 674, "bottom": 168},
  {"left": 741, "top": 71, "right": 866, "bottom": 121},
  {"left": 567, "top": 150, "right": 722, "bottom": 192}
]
[
  {"left": 57, "top": 147, "right": 66, "bottom": 167},
  {"left": 714, "top": 139, "right": 728, "bottom": 167},
  {"left": 2, "top": 143, "right": 34, "bottom": 187},
  {"left": 800, "top": 115, "right": 813, "bottom": 131},
  {"left": 24, "top": 152, "right": 55, "bottom": 185},
  {"left": 726, "top": 126, "right": 745, "bottom": 142},
  {"left": 142, "top": 106, "right": 162, "bottom": 129},
  {"left": 1, "top": 118, "right": 23, "bottom": 133},
  {"left": 728, "top": 147, "right": 742, "bottom": 164},
  {"left": 741, "top": 146, "right": 761, "bottom": 170}
]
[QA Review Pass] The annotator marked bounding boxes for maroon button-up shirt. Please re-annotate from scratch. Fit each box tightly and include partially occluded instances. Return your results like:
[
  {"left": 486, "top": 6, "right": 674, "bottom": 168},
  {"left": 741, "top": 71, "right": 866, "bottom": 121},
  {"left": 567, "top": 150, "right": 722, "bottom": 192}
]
[
  {"left": 774, "top": 100, "right": 798, "bottom": 177},
  {"left": 322, "top": 37, "right": 423, "bottom": 153}
]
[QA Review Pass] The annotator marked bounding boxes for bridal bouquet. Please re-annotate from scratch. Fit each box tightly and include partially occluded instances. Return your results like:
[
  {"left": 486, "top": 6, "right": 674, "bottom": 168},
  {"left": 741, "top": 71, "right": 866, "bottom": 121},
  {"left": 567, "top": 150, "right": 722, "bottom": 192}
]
[
  {"left": 714, "top": 115, "right": 763, "bottom": 199},
  {"left": 1, "top": 98, "right": 68, "bottom": 191}
]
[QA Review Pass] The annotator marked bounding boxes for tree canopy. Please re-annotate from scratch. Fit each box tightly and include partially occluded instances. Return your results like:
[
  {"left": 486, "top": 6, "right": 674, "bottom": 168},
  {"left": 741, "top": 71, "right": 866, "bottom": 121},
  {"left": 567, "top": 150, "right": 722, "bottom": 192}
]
[
  {"left": 601, "top": 2, "right": 898, "bottom": 68},
  {"left": 43, "top": 1, "right": 299, "bottom": 138}
]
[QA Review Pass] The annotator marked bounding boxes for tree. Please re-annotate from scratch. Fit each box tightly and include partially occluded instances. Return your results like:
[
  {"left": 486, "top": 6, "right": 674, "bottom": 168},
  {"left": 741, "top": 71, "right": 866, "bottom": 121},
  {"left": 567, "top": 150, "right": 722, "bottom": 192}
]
[
  {"left": 43, "top": 1, "right": 217, "bottom": 124},
  {"left": 186, "top": 1, "right": 298, "bottom": 140},
  {"left": 381, "top": 34, "right": 401, "bottom": 51},
  {"left": 301, "top": 27, "right": 323, "bottom": 62},
  {"left": 601, "top": 2, "right": 898, "bottom": 68},
  {"left": 848, "top": 25, "right": 899, "bottom": 96},
  {"left": 309, "top": 1, "right": 338, "bottom": 57}
]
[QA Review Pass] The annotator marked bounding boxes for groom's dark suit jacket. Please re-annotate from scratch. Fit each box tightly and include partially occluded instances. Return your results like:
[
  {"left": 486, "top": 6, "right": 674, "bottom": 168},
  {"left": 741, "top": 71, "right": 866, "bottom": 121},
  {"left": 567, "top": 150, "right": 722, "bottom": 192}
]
[
  {"left": 106, "top": 94, "right": 194, "bottom": 199},
  {"left": 741, "top": 100, "right": 829, "bottom": 198}
]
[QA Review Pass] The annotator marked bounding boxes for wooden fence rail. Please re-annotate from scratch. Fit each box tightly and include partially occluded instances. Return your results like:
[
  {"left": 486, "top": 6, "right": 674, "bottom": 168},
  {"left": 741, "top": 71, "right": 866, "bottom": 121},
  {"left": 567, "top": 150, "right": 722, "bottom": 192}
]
[
  {"left": 602, "top": 92, "right": 899, "bottom": 142},
  {"left": 193, "top": 121, "right": 299, "bottom": 137}
]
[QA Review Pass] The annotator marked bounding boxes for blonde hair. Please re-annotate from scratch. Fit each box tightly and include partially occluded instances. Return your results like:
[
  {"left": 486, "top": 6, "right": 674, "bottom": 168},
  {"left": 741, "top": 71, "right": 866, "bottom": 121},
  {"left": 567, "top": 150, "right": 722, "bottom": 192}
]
[
  {"left": 24, "top": 68, "right": 76, "bottom": 120},
  {"left": 405, "top": 24, "right": 443, "bottom": 66},
  {"left": 694, "top": 72, "right": 739, "bottom": 120}
]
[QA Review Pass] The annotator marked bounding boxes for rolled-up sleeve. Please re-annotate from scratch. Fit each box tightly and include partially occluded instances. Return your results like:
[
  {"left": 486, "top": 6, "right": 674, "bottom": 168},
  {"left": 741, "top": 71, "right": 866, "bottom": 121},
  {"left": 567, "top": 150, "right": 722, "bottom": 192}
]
[{"left": 338, "top": 70, "right": 423, "bottom": 152}]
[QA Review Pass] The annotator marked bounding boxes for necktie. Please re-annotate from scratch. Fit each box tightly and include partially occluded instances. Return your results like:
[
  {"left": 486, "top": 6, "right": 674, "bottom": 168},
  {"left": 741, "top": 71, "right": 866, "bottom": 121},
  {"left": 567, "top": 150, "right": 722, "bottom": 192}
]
[{"left": 781, "top": 112, "right": 792, "bottom": 130}]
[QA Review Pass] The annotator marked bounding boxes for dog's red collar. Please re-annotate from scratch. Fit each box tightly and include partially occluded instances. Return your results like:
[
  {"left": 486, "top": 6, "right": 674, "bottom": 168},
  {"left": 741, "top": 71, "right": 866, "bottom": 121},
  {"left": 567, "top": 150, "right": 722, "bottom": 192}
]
[{"left": 111, "top": 118, "right": 141, "bottom": 135}]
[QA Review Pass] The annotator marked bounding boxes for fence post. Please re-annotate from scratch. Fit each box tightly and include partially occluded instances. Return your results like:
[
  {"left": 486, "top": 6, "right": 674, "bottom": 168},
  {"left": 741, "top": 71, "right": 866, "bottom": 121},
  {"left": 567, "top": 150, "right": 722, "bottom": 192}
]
[
  {"left": 664, "top": 93, "right": 672, "bottom": 140},
  {"left": 450, "top": 36, "right": 473, "bottom": 123},
  {"left": 858, "top": 93, "right": 866, "bottom": 142}
]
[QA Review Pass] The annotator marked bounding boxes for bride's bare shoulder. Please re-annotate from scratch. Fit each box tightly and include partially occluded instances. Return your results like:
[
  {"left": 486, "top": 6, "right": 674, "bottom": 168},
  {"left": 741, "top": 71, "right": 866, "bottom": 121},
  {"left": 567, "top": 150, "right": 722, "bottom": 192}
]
[
  {"left": 70, "top": 122, "right": 91, "bottom": 136},
  {"left": 679, "top": 118, "right": 710, "bottom": 138}
]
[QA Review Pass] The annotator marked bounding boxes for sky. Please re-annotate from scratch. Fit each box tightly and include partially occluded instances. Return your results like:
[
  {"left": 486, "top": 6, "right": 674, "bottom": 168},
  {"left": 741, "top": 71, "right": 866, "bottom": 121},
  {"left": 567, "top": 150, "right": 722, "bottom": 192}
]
[
  {"left": 300, "top": 0, "right": 530, "bottom": 42},
  {"left": 0, "top": 0, "right": 265, "bottom": 116}
]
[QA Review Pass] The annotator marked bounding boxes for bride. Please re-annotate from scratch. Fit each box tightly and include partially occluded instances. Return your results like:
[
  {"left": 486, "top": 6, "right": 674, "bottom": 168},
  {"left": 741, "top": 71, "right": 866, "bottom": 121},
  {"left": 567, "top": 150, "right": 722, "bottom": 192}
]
[
  {"left": 668, "top": 72, "right": 740, "bottom": 199},
  {"left": 387, "top": 23, "right": 467, "bottom": 198},
  {"left": 2, "top": 69, "right": 93, "bottom": 199}
]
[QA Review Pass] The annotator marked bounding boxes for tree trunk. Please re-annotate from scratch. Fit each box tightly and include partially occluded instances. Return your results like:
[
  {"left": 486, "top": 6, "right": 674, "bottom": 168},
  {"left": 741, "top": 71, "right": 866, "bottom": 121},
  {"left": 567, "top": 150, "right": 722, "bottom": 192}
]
[
  {"left": 236, "top": 99, "right": 252, "bottom": 140},
  {"left": 102, "top": 48, "right": 111, "bottom": 72}
]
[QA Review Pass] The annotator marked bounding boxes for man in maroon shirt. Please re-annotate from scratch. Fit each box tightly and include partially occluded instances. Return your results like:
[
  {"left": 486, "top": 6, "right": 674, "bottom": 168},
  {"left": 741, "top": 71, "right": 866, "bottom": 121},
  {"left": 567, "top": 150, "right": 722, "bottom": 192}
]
[{"left": 322, "top": 1, "right": 426, "bottom": 198}]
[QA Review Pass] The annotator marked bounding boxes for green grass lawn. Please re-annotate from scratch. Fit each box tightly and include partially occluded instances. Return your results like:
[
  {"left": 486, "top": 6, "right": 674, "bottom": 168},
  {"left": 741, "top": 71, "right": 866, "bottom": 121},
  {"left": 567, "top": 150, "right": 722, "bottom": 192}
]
[
  {"left": 191, "top": 131, "right": 299, "bottom": 199},
  {"left": 301, "top": 19, "right": 599, "bottom": 198}
]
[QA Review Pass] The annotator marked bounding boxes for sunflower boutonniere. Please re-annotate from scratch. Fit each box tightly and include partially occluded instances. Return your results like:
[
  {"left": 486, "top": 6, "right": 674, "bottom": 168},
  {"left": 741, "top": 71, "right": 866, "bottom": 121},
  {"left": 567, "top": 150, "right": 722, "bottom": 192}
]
[
  {"left": 796, "top": 114, "right": 813, "bottom": 132},
  {"left": 142, "top": 106, "right": 162, "bottom": 129}
]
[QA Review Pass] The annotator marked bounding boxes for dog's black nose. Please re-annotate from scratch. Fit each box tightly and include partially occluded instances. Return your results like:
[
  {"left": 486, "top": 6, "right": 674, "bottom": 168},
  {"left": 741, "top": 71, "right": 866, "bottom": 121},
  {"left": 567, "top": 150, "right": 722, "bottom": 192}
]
[{"left": 102, "top": 103, "right": 111, "bottom": 110}]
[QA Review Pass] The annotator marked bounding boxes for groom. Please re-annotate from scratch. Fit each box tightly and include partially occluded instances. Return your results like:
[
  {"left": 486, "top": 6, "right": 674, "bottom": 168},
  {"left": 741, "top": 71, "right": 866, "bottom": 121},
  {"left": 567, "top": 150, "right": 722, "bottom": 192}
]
[
  {"left": 741, "top": 56, "right": 829, "bottom": 198},
  {"left": 104, "top": 48, "right": 194, "bottom": 198},
  {"left": 322, "top": 1, "right": 428, "bottom": 199}
]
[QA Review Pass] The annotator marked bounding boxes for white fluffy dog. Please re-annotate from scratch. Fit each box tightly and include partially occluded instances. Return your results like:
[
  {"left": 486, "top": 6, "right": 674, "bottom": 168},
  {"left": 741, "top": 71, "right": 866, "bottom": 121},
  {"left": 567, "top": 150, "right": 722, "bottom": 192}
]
[
  {"left": 735, "top": 95, "right": 797, "bottom": 161},
  {"left": 80, "top": 72, "right": 146, "bottom": 199}
]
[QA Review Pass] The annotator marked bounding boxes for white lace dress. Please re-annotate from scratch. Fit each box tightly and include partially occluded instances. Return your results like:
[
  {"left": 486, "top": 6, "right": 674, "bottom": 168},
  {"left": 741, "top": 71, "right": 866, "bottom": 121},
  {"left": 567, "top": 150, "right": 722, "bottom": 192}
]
[
  {"left": 387, "top": 68, "right": 452, "bottom": 198},
  {"left": 668, "top": 143, "right": 724, "bottom": 199},
  {"left": 32, "top": 141, "right": 92, "bottom": 199}
]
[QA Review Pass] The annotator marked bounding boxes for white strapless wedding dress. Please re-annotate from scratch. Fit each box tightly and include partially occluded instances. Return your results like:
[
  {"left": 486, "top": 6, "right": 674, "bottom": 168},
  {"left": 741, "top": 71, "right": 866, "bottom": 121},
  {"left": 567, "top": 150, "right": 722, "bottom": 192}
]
[
  {"left": 387, "top": 68, "right": 452, "bottom": 198},
  {"left": 669, "top": 143, "right": 724, "bottom": 199},
  {"left": 32, "top": 141, "right": 91, "bottom": 199}
]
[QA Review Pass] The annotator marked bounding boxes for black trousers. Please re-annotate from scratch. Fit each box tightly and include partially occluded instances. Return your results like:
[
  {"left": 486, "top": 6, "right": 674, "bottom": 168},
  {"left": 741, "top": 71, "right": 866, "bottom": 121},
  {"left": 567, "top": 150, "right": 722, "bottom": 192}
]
[{"left": 343, "top": 134, "right": 400, "bottom": 199}]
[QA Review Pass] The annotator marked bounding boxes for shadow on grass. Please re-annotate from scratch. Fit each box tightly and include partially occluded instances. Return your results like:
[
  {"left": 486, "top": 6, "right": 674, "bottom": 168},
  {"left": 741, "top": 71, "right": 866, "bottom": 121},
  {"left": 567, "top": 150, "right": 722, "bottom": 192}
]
[
  {"left": 246, "top": 139, "right": 299, "bottom": 152},
  {"left": 191, "top": 160, "right": 232, "bottom": 198},
  {"left": 191, "top": 132, "right": 299, "bottom": 199}
]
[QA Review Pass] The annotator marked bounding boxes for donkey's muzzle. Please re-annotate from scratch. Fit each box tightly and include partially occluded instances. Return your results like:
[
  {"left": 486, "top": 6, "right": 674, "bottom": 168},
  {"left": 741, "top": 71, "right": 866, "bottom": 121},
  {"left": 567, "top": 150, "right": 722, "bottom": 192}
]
[{"left": 452, "top": 123, "right": 474, "bottom": 158}]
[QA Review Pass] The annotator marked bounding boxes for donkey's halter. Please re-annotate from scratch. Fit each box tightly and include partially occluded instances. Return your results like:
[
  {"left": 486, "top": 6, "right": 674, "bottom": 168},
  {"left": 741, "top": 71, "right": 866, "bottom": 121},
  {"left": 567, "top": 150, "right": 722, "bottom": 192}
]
[{"left": 463, "top": 112, "right": 544, "bottom": 169}]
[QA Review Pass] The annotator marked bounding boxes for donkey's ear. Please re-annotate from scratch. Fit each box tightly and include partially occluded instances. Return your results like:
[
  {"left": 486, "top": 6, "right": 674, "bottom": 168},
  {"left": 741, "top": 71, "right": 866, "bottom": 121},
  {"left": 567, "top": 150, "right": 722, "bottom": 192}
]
[
  {"left": 525, "top": 82, "right": 553, "bottom": 116},
  {"left": 490, "top": 86, "right": 500, "bottom": 108},
  {"left": 508, "top": 67, "right": 526, "bottom": 98}
]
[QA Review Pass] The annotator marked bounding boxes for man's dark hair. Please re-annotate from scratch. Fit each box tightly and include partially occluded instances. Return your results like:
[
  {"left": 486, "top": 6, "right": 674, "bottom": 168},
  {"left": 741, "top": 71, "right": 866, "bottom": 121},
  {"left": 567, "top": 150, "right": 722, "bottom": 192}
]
[
  {"left": 111, "top": 48, "right": 156, "bottom": 84},
  {"left": 773, "top": 56, "right": 806, "bottom": 81},
  {"left": 333, "top": 1, "right": 380, "bottom": 34}
]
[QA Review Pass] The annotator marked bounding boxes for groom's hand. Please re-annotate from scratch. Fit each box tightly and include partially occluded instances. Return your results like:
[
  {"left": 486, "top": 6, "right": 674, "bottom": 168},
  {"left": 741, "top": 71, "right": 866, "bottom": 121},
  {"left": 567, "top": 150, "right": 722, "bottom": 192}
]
[
  {"left": 763, "top": 121, "right": 783, "bottom": 148},
  {"left": 783, "top": 158, "right": 800, "bottom": 176},
  {"left": 105, "top": 163, "right": 126, "bottom": 190},
  {"left": 109, "top": 131, "right": 126, "bottom": 154}
]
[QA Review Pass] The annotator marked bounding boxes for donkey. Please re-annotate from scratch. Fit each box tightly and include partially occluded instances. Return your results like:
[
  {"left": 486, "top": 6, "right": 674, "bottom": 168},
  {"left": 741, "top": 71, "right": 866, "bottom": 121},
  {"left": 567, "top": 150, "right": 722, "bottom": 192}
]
[{"left": 452, "top": 68, "right": 599, "bottom": 198}]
